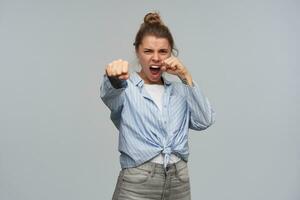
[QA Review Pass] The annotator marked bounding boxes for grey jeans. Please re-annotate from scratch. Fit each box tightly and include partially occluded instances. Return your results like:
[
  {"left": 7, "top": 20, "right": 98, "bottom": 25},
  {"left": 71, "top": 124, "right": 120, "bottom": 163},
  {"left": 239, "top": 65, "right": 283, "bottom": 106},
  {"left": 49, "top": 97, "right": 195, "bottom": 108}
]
[{"left": 112, "top": 160, "right": 191, "bottom": 200}]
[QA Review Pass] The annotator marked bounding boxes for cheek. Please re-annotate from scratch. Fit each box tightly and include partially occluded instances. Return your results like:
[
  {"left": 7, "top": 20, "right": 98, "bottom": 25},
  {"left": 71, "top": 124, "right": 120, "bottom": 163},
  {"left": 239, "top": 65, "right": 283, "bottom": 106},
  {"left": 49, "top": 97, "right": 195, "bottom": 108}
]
[
  {"left": 165, "top": 53, "right": 172, "bottom": 59},
  {"left": 139, "top": 55, "right": 150, "bottom": 64},
  {"left": 162, "top": 55, "right": 169, "bottom": 60}
]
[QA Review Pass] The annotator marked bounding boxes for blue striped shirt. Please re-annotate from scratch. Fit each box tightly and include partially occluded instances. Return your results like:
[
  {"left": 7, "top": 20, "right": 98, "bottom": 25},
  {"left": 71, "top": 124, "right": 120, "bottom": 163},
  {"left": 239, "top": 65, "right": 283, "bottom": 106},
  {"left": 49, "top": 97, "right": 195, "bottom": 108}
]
[{"left": 100, "top": 72, "right": 215, "bottom": 168}]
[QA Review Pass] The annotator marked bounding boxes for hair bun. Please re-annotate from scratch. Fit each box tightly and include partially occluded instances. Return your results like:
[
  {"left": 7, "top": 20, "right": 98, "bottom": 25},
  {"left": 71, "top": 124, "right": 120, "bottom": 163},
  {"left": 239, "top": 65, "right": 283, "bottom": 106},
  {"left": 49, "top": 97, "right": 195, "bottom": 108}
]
[{"left": 144, "top": 12, "right": 163, "bottom": 25}]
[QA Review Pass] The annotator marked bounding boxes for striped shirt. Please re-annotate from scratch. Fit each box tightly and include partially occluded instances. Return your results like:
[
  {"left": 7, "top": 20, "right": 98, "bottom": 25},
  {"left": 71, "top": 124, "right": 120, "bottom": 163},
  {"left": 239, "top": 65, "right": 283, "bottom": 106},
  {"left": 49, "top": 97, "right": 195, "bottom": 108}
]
[{"left": 100, "top": 72, "right": 215, "bottom": 168}]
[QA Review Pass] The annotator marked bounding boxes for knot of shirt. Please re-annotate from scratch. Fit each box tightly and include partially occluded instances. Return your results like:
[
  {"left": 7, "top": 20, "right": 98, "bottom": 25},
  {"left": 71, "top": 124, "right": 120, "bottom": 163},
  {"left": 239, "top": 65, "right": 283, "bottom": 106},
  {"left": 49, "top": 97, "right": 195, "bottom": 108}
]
[{"left": 162, "top": 147, "right": 172, "bottom": 168}]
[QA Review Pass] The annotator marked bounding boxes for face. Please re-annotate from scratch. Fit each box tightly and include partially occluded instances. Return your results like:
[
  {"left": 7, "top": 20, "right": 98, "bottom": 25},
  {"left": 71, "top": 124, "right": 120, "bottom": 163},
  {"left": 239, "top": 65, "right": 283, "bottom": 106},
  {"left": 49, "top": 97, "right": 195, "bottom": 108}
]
[{"left": 137, "top": 35, "right": 171, "bottom": 84}]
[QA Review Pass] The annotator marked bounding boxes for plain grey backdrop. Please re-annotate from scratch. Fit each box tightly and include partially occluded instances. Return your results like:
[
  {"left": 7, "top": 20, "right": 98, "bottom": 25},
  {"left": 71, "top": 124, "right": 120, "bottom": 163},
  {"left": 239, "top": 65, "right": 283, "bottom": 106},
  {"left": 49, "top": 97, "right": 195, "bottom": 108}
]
[{"left": 1, "top": 0, "right": 299, "bottom": 199}]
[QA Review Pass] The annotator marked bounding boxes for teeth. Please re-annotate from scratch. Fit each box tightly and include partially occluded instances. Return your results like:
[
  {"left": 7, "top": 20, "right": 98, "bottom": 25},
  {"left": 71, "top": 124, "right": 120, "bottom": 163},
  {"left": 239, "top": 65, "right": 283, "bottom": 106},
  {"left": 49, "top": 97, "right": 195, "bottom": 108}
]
[{"left": 150, "top": 65, "right": 160, "bottom": 68}]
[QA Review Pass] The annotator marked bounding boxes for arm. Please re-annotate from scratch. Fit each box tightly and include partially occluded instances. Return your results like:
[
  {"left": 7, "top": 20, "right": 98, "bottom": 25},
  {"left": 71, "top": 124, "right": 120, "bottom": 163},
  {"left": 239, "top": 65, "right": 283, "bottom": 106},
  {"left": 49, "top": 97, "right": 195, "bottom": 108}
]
[
  {"left": 100, "top": 59, "right": 130, "bottom": 128},
  {"left": 162, "top": 56, "right": 215, "bottom": 130},
  {"left": 184, "top": 82, "right": 215, "bottom": 130},
  {"left": 100, "top": 74, "right": 127, "bottom": 112}
]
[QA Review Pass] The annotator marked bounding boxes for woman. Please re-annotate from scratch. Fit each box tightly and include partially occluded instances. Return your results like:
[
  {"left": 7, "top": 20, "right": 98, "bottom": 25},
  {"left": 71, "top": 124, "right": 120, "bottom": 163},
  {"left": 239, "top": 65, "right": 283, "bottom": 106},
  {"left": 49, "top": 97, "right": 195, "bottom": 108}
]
[{"left": 100, "top": 12, "right": 215, "bottom": 200}]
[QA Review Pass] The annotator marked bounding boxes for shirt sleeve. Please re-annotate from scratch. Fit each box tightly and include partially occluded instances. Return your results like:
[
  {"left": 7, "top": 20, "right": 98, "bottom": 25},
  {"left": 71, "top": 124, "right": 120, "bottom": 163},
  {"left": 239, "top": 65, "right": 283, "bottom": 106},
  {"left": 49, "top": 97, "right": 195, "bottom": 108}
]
[
  {"left": 184, "top": 82, "right": 216, "bottom": 131},
  {"left": 100, "top": 74, "right": 127, "bottom": 116}
]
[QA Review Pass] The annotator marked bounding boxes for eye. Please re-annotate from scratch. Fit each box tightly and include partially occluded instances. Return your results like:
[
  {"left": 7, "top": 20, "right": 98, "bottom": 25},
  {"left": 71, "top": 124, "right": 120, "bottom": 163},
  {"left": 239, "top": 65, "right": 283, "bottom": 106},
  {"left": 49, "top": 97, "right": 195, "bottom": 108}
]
[
  {"left": 159, "top": 50, "right": 169, "bottom": 54},
  {"left": 144, "top": 49, "right": 152, "bottom": 54}
]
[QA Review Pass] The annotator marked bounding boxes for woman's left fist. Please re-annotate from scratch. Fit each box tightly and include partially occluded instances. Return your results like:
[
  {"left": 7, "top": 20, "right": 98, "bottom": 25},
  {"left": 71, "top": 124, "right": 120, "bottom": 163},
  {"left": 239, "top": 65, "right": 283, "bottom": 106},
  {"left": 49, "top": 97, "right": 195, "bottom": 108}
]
[{"left": 162, "top": 56, "right": 193, "bottom": 86}]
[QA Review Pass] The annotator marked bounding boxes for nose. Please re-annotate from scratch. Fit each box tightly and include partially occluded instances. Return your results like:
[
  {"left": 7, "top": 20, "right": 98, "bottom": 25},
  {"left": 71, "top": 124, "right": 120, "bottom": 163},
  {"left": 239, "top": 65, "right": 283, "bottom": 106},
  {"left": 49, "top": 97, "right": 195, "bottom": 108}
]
[{"left": 152, "top": 52, "right": 160, "bottom": 63}]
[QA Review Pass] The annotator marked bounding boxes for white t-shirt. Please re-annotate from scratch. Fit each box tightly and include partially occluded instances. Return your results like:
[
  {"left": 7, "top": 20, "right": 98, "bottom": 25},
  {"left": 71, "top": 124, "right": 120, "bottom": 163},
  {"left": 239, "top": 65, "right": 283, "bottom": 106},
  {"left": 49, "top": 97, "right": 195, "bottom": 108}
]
[{"left": 143, "top": 84, "right": 164, "bottom": 111}]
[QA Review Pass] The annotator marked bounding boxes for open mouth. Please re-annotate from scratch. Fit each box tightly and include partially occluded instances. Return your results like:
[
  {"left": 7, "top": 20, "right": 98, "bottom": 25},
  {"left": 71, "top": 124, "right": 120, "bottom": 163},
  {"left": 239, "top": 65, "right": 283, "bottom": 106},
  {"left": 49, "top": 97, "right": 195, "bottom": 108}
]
[{"left": 149, "top": 65, "right": 161, "bottom": 74}]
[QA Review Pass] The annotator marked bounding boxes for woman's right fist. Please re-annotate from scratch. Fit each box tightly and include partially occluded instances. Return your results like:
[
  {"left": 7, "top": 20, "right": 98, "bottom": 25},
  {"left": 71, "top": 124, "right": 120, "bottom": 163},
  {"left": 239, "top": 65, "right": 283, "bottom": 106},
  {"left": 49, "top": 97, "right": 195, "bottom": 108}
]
[{"left": 105, "top": 59, "right": 129, "bottom": 80}]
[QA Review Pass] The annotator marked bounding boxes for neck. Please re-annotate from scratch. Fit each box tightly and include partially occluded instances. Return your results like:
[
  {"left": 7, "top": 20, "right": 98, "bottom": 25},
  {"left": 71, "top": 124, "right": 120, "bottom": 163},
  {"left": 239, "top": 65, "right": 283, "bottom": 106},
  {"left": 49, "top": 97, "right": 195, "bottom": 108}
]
[{"left": 137, "top": 71, "right": 164, "bottom": 85}]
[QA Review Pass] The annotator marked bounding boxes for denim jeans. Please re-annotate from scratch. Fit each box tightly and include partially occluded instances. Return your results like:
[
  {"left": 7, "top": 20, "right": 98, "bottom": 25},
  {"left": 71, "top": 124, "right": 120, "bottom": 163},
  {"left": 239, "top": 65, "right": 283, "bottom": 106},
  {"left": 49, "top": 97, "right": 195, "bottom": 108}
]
[{"left": 112, "top": 160, "right": 191, "bottom": 200}]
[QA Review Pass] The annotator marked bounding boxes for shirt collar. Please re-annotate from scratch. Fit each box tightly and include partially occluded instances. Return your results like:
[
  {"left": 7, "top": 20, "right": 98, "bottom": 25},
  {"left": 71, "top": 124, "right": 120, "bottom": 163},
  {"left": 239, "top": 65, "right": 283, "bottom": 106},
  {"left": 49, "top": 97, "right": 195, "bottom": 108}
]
[{"left": 130, "top": 71, "right": 172, "bottom": 87}]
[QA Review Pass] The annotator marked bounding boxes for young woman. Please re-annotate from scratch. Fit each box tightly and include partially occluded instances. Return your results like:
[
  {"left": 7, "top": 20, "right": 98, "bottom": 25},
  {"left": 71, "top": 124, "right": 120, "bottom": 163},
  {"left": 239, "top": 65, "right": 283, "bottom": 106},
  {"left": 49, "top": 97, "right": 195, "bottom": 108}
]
[{"left": 100, "top": 12, "right": 215, "bottom": 200}]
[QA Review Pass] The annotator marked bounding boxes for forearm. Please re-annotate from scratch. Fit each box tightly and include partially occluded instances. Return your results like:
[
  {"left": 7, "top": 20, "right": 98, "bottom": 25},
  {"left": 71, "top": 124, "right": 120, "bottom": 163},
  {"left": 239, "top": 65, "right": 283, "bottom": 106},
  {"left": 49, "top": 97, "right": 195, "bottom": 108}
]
[
  {"left": 100, "top": 75, "right": 127, "bottom": 111},
  {"left": 186, "top": 82, "right": 215, "bottom": 130},
  {"left": 178, "top": 72, "right": 193, "bottom": 86},
  {"left": 108, "top": 76, "right": 128, "bottom": 89}
]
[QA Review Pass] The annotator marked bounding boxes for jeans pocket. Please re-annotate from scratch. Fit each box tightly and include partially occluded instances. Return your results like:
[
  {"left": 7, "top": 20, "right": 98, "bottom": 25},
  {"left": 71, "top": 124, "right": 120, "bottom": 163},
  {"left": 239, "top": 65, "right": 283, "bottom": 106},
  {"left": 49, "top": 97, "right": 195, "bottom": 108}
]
[
  {"left": 112, "top": 170, "right": 125, "bottom": 200},
  {"left": 176, "top": 165, "right": 190, "bottom": 183},
  {"left": 122, "top": 167, "right": 151, "bottom": 184}
]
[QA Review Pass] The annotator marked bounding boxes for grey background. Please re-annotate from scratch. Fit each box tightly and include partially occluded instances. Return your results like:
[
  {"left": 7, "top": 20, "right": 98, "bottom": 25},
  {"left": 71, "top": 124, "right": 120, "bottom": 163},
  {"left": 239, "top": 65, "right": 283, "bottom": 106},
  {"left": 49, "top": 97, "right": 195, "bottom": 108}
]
[{"left": 0, "top": 0, "right": 299, "bottom": 199}]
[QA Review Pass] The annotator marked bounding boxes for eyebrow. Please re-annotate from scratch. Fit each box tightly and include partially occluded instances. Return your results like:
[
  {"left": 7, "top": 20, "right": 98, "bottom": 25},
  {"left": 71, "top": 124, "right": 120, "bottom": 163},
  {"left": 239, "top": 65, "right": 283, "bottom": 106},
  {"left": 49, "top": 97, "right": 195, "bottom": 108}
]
[{"left": 143, "top": 48, "right": 169, "bottom": 51}]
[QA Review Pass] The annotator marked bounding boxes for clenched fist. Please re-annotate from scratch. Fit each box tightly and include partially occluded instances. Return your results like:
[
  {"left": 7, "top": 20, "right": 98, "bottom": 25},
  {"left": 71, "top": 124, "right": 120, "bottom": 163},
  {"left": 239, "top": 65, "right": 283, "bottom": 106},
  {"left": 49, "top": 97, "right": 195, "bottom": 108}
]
[
  {"left": 106, "top": 59, "right": 129, "bottom": 80},
  {"left": 161, "top": 56, "right": 193, "bottom": 86}
]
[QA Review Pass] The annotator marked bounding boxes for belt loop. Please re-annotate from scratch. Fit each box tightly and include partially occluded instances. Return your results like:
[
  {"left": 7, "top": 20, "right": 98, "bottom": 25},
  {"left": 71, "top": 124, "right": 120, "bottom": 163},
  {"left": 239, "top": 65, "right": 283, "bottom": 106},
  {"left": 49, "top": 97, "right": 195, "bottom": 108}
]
[
  {"left": 174, "top": 161, "right": 179, "bottom": 177},
  {"left": 150, "top": 162, "right": 156, "bottom": 177}
]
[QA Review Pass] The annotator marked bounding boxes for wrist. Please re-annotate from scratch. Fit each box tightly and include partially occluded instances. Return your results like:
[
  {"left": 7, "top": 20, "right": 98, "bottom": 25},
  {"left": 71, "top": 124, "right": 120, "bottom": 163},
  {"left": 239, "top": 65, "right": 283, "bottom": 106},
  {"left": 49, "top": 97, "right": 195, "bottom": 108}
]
[{"left": 178, "top": 72, "right": 193, "bottom": 86}]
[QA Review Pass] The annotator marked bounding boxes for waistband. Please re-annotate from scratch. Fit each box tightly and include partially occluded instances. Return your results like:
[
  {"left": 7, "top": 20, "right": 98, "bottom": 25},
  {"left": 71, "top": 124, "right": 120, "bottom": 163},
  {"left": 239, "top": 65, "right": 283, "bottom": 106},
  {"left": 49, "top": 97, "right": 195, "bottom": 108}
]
[{"left": 127, "top": 160, "right": 187, "bottom": 174}]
